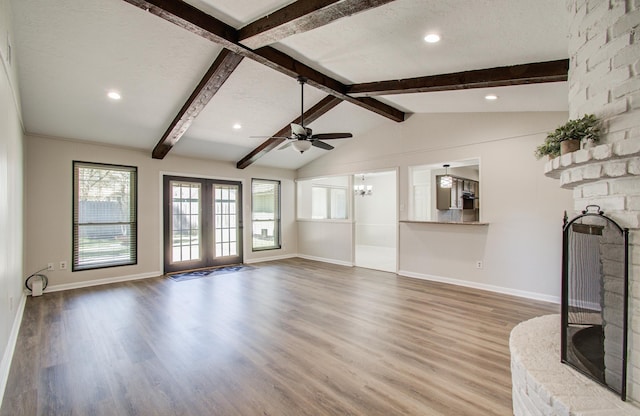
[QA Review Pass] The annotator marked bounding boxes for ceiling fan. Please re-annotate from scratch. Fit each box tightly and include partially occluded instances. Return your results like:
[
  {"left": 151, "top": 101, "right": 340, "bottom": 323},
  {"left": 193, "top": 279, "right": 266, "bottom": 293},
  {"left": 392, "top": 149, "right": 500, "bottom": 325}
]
[{"left": 253, "top": 76, "right": 352, "bottom": 153}]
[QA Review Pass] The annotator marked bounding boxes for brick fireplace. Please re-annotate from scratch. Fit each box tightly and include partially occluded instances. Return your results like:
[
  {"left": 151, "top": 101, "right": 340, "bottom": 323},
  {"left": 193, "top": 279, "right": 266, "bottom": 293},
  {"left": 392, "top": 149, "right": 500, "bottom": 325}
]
[{"left": 510, "top": 1, "right": 640, "bottom": 414}]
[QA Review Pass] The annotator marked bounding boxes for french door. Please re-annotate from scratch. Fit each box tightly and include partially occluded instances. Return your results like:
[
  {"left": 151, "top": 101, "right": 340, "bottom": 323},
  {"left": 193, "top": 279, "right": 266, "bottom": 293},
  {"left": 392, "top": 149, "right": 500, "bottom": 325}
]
[{"left": 163, "top": 176, "right": 242, "bottom": 273}]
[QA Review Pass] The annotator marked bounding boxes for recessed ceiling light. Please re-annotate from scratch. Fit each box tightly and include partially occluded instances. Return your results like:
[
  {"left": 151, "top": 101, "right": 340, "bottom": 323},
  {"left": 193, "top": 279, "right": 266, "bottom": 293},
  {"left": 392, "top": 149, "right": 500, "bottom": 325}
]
[
  {"left": 233, "top": 123, "right": 242, "bottom": 130},
  {"left": 485, "top": 94, "right": 498, "bottom": 101},
  {"left": 424, "top": 34, "right": 441, "bottom": 43},
  {"left": 107, "top": 91, "right": 121, "bottom": 100}
]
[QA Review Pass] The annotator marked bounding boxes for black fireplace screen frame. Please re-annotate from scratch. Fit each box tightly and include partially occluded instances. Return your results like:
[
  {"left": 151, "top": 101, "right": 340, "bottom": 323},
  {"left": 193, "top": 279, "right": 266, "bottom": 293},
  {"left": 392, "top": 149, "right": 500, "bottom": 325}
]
[{"left": 561, "top": 205, "right": 629, "bottom": 400}]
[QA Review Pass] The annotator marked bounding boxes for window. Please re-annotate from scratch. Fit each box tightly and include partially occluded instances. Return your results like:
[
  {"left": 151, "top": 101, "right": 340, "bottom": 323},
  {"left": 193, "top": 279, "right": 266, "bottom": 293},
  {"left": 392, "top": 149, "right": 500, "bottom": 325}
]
[
  {"left": 73, "top": 162, "right": 137, "bottom": 271},
  {"left": 252, "top": 179, "right": 281, "bottom": 251},
  {"left": 311, "top": 186, "right": 347, "bottom": 219},
  {"left": 297, "top": 176, "right": 349, "bottom": 220}
]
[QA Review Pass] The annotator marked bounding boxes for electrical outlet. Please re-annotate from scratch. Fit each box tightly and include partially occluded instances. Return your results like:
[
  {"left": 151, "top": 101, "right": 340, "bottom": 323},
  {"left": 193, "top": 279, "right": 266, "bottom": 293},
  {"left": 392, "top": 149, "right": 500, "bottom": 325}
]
[
  {"left": 60, "top": 261, "right": 67, "bottom": 270},
  {"left": 476, "top": 261, "right": 483, "bottom": 269},
  {"left": 47, "top": 263, "right": 54, "bottom": 271}
]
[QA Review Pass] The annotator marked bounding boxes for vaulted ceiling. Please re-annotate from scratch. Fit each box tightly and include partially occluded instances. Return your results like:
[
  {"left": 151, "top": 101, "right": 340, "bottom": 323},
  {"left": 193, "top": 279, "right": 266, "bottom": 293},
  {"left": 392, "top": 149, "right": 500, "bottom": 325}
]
[{"left": 10, "top": 0, "right": 569, "bottom": 170}]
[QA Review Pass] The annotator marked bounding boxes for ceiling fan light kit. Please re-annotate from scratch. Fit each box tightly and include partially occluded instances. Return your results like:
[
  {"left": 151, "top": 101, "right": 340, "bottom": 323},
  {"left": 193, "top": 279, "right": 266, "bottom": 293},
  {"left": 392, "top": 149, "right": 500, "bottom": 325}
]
[{"left": 292, "top": 140, "right": 312, "bottom": 153}]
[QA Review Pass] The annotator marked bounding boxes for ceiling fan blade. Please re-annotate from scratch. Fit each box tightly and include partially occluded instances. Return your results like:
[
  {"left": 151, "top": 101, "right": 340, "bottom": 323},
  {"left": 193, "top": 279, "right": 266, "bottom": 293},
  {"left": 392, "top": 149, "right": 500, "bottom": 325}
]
[
  {"left": 311, "top": 133, "right": 353, "bottom": 140},
  {"left": 249, "top": 135, "right": 290, "bottom": 139},
  {"left": 290, "top": 123, "right": 306, "bottom": 137},
  {"left": 311, "top": 140, "right": 334, "bottom": 150},
  {"left": 278, "top": 141, "right": 293, "bottom": 150}
]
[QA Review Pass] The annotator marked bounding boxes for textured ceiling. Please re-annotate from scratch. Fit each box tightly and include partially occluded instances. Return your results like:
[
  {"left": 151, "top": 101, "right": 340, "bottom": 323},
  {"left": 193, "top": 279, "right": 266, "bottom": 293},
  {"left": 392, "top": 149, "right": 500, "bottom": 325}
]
[
  {"left": 10, "top": 0, "right": 569, "bottom": 170},
  {"left": 274, "top": 0, "right": 568, "bottom": 83}
]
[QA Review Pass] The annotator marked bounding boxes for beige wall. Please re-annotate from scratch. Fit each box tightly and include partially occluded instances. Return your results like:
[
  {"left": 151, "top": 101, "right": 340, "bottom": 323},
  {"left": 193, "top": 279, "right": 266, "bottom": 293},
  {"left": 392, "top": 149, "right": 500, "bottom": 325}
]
[
  {"left": 297, "top": 221, "right": 353, "bottom": 265},
  {"left": 25, "top": 136, "right": 297, "bottom": 289},
  {"left": 298, "top": 112, "right": 574, "bottom": 301},
  {"left": 0, "top": 0, "right": 25, "bottom": 403}
]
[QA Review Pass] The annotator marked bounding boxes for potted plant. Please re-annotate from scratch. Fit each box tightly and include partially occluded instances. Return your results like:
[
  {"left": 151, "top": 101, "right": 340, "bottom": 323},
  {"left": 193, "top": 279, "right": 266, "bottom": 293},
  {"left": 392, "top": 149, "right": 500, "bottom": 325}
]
[
  {"left": 534, "top": 137, "right": 561, "bottom": 160},
  {"left": 548, "top": 114, "right": 601, "bottom": 155}
]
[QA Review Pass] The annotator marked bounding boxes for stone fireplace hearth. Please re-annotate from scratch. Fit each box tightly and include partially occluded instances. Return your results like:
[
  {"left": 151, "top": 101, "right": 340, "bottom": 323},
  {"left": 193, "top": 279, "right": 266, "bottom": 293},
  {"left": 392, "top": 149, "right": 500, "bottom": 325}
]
[{"left": 511, "top": 315, "right": 640, "bottom": 415}]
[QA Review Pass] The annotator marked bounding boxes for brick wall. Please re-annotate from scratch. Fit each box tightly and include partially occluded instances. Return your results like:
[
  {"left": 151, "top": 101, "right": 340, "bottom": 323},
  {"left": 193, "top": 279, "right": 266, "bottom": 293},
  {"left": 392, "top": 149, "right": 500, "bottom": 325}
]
[
  {"left": 568, "top": 0, "right": 640, "bottom": 127},
  {"left": 563, "top": 0, "right": 640, "bottom": 405}
]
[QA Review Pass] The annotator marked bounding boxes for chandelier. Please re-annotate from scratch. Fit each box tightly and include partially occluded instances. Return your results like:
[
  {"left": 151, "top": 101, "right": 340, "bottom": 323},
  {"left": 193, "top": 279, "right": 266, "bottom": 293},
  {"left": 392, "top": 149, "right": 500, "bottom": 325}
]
[{"left": 354, "top": 174, "right": 373, "bottom": 196}]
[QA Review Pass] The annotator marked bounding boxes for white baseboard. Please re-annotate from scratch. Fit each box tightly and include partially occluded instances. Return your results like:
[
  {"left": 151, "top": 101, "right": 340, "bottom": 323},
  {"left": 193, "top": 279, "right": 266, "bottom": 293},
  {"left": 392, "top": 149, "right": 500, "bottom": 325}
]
[
  {"left": 297, "top": 254, "right": 353, "bottom": 267},
  {"left": 0, "top": 291, "right": 27, "bottom": 409},
  {"left": 45, "top": 271, "right": 161, "bottom": 293},
  {"left": 244, "top": 253, "right": 297, "bottom": 264},
  {"left": 398, "top": 270, "right": 560, "bottom": 304}
]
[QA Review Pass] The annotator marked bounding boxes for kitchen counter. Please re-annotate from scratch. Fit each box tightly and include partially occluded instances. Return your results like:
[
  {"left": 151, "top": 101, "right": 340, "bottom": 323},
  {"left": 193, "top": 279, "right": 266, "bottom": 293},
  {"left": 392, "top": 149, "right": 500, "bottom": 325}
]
[{"left": 400, "top": 220, "right": 489, "bottom": 226}]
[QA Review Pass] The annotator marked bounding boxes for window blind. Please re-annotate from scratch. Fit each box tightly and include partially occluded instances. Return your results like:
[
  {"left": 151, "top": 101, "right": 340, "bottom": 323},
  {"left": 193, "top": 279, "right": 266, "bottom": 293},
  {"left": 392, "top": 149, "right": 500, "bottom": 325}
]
[
  {"left": 73, "top": 161, "right": 137, "bottom": 271},
  {"left": 251, "top": 179, "right": 281, "bottom": 251}
]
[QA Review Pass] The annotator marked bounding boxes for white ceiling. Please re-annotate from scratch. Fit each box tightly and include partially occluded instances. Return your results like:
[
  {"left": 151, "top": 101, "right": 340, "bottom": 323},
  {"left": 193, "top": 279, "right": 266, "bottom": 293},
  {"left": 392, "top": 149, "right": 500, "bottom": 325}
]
[{"left": 10, "top": 0, "right": 569, "bottom": 170}]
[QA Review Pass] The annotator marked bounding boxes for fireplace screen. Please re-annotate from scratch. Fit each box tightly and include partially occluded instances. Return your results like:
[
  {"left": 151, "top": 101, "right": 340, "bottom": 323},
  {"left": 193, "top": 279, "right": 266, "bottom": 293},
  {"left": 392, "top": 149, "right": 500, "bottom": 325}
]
[{"left": 562, "top": 205, "right": 629, "bottom": 400}]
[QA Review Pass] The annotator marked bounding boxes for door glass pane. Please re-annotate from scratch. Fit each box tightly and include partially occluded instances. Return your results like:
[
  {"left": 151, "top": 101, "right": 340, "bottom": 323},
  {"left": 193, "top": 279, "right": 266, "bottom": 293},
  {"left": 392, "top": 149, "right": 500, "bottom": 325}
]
[
  {"left": 213, "top": 185, "right": 238, "bottom": 258},
  {"left": 170, "top": 181, "right": 201, "bottom": 263}
]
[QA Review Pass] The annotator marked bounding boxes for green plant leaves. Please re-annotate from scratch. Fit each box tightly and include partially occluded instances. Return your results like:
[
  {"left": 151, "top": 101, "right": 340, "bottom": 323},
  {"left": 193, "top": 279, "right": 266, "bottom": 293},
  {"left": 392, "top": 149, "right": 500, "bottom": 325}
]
[{"left": 534, "top": 114, "right": 601, "bottom": 159}]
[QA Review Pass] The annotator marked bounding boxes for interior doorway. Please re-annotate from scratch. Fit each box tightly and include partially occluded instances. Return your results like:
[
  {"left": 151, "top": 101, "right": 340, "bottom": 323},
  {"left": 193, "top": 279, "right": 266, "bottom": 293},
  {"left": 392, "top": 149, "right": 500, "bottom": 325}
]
[
  {"left": 353, "top": 170, "right": 397, "bottom": 272},
  {"left": 163, "top": 176, "right": 243, "bottom": 273}
]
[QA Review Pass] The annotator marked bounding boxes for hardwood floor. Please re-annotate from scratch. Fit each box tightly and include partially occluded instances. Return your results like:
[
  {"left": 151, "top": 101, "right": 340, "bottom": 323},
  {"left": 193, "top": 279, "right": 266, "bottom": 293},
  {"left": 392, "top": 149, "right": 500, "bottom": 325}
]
[{"left": 1, "top": 258, "right": 558, "bottom": 415}]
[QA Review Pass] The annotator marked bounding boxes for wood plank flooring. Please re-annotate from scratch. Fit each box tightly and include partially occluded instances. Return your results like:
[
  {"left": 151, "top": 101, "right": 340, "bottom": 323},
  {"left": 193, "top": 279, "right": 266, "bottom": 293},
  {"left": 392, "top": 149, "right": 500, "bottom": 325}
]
[{"left": 1, "top": 258, "right": 558, "bottom": 415}]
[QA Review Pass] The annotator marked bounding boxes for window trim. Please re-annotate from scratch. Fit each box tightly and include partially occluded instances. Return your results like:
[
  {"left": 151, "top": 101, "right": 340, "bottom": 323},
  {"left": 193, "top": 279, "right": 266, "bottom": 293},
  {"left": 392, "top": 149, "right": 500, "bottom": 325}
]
[
  {"left": 251, "top": 178, "right": 281, "bottom": 252},
  {"left": 72, "top": 161, "right": 138, "bottom": 271}
]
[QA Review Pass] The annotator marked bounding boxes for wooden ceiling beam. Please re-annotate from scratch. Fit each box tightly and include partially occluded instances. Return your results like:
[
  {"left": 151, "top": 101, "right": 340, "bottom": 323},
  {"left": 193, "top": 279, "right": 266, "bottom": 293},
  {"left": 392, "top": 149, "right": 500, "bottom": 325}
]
[
  {"left": 124, "top": 0, "right": 239, "bottom": 46},
  {"left": 346, "top": 59, "right": 570, "bottom": 97},
  {"left": 123, "top": 0, "right": 406, "bottom": 123},
  {"left": 236, "top": 95, "right": 342, "bottom": 169},
  {"left": 238, "top": 0, "right": 396, "bottom": 49},
  {"left": 152, "top": 49, "right": 243, "bottom": 159}
]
